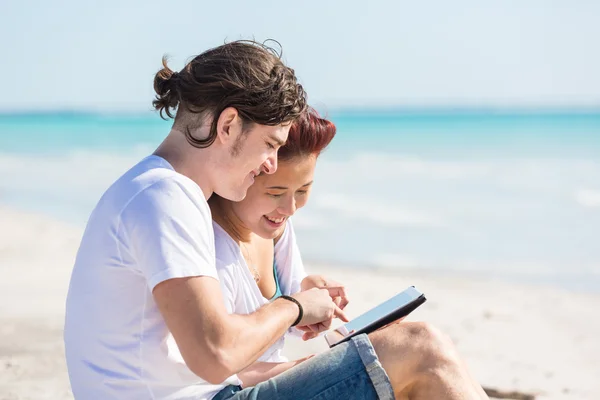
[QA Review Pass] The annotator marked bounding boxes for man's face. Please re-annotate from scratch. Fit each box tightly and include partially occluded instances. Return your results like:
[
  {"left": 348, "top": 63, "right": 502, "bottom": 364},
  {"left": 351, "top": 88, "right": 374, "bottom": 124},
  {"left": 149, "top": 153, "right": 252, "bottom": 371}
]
[{"left": 217, "top": 122, "right": 291, "bottom": 201}]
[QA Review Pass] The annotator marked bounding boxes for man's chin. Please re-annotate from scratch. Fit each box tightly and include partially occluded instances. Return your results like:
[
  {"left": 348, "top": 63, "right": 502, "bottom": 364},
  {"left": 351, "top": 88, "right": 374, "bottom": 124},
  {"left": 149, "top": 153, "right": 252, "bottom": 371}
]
[
  {"left": 231, "top": 190, "right": 248, "bottom": 202},
  {"left": 215, "top": 187, "right": 248, "bottom": 202}
]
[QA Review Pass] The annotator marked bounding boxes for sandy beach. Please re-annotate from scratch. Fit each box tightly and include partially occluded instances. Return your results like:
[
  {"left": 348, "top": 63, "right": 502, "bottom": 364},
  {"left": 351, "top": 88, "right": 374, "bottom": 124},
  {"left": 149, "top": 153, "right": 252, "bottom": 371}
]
[{"left": 1, "top": 205, "right": 599, "bottom": 400}]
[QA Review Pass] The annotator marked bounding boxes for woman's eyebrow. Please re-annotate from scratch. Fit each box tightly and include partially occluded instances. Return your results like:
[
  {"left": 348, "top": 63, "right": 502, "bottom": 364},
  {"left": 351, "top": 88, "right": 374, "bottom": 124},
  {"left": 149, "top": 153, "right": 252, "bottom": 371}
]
[{"left": 266, "top": 181, "right": 313, "bottom": 190}]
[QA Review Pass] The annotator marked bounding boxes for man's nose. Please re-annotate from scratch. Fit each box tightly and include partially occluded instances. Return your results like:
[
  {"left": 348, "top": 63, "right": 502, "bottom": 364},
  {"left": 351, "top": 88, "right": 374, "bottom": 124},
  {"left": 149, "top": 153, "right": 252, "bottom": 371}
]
[{"left": 262, "top": 155, "right": 278, "bottom": 175}]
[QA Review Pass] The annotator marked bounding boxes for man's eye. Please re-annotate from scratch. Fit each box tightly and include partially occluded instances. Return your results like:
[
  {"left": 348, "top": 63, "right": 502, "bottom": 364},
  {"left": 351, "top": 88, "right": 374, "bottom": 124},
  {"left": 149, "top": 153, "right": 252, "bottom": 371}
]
[{"left": 266, "top": 142, "right": 275, "bottom": 149}]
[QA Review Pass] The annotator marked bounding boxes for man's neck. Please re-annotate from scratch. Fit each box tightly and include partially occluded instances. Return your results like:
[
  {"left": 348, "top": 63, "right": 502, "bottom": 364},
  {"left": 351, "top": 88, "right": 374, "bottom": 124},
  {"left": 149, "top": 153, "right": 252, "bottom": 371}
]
[{"left": 154, "top": 130, "right": 214, "bottom": 199}]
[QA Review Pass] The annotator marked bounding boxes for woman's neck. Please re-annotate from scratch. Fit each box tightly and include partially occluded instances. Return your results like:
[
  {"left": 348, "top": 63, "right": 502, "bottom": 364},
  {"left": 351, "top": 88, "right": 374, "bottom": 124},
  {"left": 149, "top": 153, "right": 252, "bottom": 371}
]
[{"left": 210, "top": 197, "right": 253, "bottom": 244}]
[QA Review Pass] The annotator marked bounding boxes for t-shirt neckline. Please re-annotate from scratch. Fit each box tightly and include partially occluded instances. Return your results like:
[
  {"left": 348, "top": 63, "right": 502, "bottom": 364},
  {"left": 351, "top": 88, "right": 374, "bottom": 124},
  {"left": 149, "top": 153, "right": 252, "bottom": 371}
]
[{"left": 213, "top": 222, "right": 276, "bottom": 303}]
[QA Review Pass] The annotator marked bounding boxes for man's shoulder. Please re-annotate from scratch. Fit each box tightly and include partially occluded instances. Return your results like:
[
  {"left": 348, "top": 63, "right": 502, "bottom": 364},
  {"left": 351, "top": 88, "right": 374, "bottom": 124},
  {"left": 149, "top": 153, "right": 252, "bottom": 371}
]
[
  {"left": 108, "top": 156, "right": 207, "bottom": 217},
  {"left": 125, "top": 156, "right": 201, "bottom": 198}
]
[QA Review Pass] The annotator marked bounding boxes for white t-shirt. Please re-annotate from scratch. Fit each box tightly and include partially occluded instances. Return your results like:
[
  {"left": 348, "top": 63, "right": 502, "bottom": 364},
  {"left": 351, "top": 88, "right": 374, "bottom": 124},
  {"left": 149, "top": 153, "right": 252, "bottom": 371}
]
[
  {"left": 213, "top": 219, "right": 307, "bottom": 363},
  {"left": 64, "top": 155, "right": 240, "bottom": 400}
]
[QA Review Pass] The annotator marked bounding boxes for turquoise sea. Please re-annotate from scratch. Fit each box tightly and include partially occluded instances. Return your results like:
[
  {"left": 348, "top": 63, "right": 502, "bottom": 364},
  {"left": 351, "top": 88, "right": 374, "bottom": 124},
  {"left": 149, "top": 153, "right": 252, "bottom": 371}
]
[{"left": 1, "top": 109, "right": 599, "bottom": 291}]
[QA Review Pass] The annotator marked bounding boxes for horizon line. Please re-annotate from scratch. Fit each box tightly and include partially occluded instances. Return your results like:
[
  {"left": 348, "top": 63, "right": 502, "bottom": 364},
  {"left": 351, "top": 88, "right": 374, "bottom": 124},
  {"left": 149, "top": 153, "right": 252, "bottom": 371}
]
[{"left": 2, "top": 104, "right": 600, "bottom": 118}]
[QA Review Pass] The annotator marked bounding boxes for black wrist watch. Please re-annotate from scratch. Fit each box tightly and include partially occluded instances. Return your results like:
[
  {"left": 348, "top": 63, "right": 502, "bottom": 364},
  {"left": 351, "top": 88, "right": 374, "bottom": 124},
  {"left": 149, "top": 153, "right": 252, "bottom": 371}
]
[{"left": 279, "top": 295, "right": 303, "bottom": 327}]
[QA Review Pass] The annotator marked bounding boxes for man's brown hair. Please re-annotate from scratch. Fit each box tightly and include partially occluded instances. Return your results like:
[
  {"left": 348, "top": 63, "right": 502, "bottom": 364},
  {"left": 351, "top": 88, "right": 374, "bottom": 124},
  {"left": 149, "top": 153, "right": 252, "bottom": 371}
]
[{"left": 153, "top": 40, "right": 307, "bottom": 148}]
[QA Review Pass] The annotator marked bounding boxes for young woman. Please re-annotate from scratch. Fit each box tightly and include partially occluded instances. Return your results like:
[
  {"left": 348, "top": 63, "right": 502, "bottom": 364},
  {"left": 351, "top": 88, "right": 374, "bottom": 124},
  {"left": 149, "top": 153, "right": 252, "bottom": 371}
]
[
  {"left": 209, "top": 109, "right": 489, "bottom": 399},
  {"left": 210, "top": 108, "right": 341, "bottom": 375}
]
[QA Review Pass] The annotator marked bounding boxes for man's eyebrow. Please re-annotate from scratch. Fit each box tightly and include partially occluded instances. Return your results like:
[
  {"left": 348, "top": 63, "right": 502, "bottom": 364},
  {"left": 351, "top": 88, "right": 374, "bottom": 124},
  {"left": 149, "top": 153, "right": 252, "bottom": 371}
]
[
  {"left": 266, "top": 181, "right": 313, "bottom": 190},
  {"left": 268, "top": 134, "right": 286, "bottom": 146}
]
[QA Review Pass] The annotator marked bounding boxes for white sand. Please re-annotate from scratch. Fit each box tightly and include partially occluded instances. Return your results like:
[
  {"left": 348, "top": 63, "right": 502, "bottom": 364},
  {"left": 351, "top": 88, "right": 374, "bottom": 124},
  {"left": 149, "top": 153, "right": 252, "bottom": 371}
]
[{"left": 1, "top": 206, "right": 599, "bottom": 399}]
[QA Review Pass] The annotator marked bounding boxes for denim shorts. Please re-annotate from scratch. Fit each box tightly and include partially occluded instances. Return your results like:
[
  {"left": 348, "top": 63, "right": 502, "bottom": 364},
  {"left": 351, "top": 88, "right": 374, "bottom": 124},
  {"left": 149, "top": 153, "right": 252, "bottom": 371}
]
[{"left": 211, "top": 334, "right": 394, "bottom": 400}]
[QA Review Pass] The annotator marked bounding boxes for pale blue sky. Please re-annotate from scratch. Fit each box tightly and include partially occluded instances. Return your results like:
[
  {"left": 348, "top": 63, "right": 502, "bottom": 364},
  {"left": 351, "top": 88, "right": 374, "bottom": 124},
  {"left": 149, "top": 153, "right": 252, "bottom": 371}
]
[{"left": 2, "top": 0, "right": 600, "bottom": 111}]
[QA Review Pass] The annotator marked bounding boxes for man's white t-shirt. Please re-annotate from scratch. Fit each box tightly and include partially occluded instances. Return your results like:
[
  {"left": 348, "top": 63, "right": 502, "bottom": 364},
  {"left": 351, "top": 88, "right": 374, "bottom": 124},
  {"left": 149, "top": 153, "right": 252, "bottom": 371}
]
[
  {"left": 64, "top": 155, "right": 240, "bottom": 400},
  {"left": 213, "top": 219, "right": 307, "bottom": 363}
]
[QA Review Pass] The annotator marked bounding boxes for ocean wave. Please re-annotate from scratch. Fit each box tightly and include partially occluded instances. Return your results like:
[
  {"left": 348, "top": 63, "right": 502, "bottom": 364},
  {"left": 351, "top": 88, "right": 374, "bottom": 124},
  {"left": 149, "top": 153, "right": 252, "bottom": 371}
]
[
  {"left": 0, "top": 150, "right": 146, "bottom": 220},
  {"left": 320, "top": 152, "right": 600, "bottom": 185},
  {"left": 314, "top": 193, "right": 445, "bottom": 228},
  {"left": 1, "top": 149, "right": 599, "bottom": 281}
]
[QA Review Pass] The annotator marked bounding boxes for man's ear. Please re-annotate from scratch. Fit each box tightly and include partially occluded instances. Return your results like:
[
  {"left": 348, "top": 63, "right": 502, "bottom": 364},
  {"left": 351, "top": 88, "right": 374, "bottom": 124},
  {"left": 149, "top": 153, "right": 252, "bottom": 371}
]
[{"left": 215, "top": 107, "right": 241, "bottom": 145}]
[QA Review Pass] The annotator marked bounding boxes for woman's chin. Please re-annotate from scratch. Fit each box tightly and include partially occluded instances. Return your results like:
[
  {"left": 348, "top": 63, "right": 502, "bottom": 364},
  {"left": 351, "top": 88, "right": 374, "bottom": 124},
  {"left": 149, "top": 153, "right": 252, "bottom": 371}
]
[
  {"left": 256, "top": 221, "right": 285, "bottom": 240},
  {"left": 256, "top": 229, "right": 280, "bottom": 240}
]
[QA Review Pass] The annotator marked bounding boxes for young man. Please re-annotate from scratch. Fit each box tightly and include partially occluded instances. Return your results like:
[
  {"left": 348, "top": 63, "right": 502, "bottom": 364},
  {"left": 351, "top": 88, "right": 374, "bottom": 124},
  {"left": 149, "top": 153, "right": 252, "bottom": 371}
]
[
  {"left": 64, "top": 41, "right": 488, "bottom": 400},
  {"left": 64, "top": 40, "right": 338, "bottom": 399}
]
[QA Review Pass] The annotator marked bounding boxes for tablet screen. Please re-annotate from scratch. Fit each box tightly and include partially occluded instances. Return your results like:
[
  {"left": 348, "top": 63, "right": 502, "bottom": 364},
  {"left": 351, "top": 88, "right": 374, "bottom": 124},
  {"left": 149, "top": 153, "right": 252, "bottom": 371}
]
[{"left": 325, "top": 286, "right": 425, "bottom": 347}]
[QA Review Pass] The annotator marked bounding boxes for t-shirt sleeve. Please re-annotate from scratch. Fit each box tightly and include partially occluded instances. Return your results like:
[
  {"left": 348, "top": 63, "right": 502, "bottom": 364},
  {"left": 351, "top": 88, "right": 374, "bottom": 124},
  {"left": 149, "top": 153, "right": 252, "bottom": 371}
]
[
  {"left": 275, "top": 218, "right": 307, "bottom": 295},
  {"left": 120, "top": 177, "right": 218, "bottom": 291},
  {"left": 274, "top": 219, "right": 308, "bottom": 338}
]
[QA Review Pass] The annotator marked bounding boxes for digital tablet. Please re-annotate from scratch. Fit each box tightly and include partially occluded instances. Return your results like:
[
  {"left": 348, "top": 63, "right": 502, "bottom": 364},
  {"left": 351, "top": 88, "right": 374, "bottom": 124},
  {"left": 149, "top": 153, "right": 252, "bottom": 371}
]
[{"left": 324, "top": 286, "right": 426, "bottom": 347}]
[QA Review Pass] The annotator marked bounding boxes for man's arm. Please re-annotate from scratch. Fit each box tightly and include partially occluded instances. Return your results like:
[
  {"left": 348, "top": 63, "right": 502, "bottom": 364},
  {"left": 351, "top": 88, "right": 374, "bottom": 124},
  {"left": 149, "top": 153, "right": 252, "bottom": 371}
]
[
  {"left": 153, "top": 276, "right": 342, "bottom": 384},
  {"left": 125, "top": 182, "right": 343, "bottom": 384}
]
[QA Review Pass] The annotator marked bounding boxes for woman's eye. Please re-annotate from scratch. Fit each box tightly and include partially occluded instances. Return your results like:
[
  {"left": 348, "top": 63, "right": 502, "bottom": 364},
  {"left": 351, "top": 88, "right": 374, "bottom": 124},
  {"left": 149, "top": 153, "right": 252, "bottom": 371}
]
[
  {"left": 266, "top": 142, "right": 275, "bottom": 149},
  {"left": 268, "top": 193, "right": 283, "bottom": 198},
  {"left": 296, "top": 191, "right": 308, "bottom": 196}
]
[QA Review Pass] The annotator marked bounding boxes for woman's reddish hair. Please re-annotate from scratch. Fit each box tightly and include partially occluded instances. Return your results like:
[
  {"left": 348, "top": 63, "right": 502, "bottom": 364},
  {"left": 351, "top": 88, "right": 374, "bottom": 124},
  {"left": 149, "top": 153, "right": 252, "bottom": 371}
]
[{"left": 278, "top": 107, "right": 336, "bottom": 161}]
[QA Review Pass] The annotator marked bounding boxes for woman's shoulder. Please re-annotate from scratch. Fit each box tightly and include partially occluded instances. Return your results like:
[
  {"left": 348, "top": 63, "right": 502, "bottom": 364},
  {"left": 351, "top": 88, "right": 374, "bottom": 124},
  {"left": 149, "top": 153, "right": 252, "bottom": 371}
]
[
  {"left": 275, "top": 218, "right": 296, "bottom": 250},
  {"left": 274, "top": 219, "right": 300, "bottom": 272}
]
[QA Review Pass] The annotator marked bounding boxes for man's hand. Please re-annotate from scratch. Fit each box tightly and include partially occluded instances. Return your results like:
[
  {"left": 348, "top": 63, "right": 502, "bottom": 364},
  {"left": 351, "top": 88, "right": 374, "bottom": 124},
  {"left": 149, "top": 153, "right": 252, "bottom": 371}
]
[
  {"left": 290, "top": 288, "right": 349, "bottom": 331},
  {"left": 290, "top": 287, "right": 349, "bottom": 340},
  {"left": 297, "top": 275, "right": 351, "bottom": 341},
  {"left": 301, "top": 275, "right": 349, "bottom": 310}
]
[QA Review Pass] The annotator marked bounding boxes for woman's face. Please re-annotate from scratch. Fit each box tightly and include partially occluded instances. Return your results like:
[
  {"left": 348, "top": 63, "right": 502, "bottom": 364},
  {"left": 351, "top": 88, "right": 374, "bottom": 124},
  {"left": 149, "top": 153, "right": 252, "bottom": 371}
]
[{"left": 230, "top": 154, "right": 317, "bottom": 239}]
